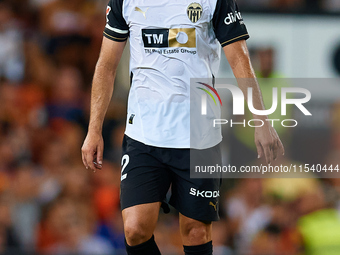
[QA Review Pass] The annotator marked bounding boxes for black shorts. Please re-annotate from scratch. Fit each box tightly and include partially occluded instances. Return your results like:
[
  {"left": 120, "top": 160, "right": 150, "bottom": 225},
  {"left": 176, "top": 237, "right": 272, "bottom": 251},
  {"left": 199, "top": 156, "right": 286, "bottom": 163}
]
[{"left": 120, "top": 135, "right": 222, "bottom": 222}]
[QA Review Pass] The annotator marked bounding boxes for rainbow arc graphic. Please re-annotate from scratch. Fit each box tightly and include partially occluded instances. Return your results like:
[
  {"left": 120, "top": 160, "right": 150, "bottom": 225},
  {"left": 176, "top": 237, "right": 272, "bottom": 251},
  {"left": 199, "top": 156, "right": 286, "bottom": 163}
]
[{"left": 196, "top": 82, "right": 222, "bottom": 106}]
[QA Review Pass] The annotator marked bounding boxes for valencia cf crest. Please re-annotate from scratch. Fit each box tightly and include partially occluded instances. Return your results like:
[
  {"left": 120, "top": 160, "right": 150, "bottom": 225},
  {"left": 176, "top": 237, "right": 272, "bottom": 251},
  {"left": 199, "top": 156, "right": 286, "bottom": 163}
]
[{"left": 187, "top": 3, "right": 202, "bottom": 23}]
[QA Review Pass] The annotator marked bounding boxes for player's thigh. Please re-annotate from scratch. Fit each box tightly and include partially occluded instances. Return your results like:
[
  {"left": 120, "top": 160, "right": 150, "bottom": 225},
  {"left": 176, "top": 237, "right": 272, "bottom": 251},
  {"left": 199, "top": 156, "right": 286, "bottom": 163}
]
[
  {"left": 122, "top": 202, "right": 161, "bottom": 245},
  {"left": 170, "top": 176, "right": 221, "bottom": 222},
  {"left": 168, "top": 144, "right": 222, "bottom": 222},
  {"left": 179, "top": 213, "right": 212, "bottom": 246}
]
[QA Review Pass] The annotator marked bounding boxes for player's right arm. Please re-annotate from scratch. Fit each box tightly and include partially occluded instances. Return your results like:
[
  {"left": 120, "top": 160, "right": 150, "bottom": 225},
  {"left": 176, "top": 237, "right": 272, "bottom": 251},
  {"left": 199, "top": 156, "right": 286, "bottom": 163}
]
[
  {"left": 82, "top": 0, "right": 129, "bottom": 171},
  {"left": 82, "top": 38, "right": 126, "bottom": 171}
]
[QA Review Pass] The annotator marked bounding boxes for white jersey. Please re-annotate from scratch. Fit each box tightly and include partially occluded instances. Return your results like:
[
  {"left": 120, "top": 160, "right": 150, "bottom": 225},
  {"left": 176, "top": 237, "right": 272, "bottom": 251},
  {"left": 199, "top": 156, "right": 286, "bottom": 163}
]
[{"left": 104, "top": 0, "right": 249, "bottom": 149}]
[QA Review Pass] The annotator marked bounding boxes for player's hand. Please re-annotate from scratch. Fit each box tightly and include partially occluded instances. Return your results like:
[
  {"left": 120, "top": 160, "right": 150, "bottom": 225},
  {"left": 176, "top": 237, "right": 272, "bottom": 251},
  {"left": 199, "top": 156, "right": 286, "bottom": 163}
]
[
  {"left": 255, "top": 123, "right": 284, "bottom": 164},
  {"left": 81, "top": 131, "right": 104, "bottom": 172}
]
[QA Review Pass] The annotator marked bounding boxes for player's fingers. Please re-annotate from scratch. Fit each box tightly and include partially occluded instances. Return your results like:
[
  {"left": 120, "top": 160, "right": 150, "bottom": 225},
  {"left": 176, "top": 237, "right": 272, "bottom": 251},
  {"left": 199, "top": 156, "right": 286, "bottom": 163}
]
[
  {"left": 81, "top": 150, "right": 89, "bottom": 169},
  {"left": 96, "top": 144, "right": 103, "bottom": 169},
  {"left": 272, "top": 140, "right": 278, "bottom": 161},
  {"left": 263, "top": 143, "right": 272, "bottom": 165},
  {"left": 88, "top": 158, "right": 96, "bottom": 172},
  {"left": 84, "top": 149, "right": 96, "bottom": 171},
  {"left": 278, "top": 138, "right": 285, "bottom": 155},
  {"left": 255, "top": 140, "right": 263, "bottom": 159}
]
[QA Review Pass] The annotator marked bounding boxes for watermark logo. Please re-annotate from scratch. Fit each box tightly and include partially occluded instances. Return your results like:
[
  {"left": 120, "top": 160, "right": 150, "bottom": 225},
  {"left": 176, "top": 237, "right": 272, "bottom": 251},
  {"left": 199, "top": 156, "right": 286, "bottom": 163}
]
[
  {"left": 197, "top": 82, "right": 312, "bottom": 128},
  {"left": 196, "top": 82, "right": 222, "bottom": 115}
]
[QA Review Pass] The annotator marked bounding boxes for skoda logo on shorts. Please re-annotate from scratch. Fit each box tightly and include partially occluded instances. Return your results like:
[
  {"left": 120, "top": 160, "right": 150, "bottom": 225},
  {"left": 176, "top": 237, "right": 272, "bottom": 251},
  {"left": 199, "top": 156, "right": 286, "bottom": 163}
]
[{"left": 187, "top": 3, "right": 203, "bottom": 23}]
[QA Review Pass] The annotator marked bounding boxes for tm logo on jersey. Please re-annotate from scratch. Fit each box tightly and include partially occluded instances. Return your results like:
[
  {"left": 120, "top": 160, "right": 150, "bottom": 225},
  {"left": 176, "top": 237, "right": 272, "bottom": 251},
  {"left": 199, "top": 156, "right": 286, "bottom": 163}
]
[
  {"left": 224, "top": 11, "right": 244, "bottom": 25},
  {"left": 142, "top": 28, "right": 196, "bottom": 48}
]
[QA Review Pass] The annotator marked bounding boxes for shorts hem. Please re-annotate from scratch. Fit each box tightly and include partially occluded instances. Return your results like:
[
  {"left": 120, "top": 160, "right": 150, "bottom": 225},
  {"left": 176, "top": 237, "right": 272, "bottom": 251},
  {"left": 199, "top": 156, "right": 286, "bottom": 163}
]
[
  {"left": 168, "top": 200, "right": 220, "bottom": 222},
  {"left": 121, "top": 200, "right": 163, "bottom": 211}
]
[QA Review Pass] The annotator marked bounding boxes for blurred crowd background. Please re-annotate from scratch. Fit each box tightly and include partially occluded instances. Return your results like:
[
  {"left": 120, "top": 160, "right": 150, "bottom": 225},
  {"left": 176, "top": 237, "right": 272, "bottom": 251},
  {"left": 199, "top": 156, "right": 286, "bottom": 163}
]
[{"left": 0, "top": 0, "right": 340, "bottom": 254}]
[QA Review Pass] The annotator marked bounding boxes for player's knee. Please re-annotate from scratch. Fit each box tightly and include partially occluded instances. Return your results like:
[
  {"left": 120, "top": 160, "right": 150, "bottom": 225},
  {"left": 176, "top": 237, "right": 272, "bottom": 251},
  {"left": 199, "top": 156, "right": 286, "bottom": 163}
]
[
  {"left": 124, "top": 222, "right": 151, "bottom": 246},
  {"left": 187, "top": 225, "right": 209, "bottom": 243},
  {"left": 182, "top": 221, "right": 211, "bottom": 245}
]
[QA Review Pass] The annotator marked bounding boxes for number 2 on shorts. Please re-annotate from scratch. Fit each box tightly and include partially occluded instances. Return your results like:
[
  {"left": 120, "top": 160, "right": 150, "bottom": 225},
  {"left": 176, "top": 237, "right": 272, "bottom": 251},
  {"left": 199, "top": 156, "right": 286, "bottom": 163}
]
[{"left": 121, "top": 154, "right": 129, "bottom": 181}]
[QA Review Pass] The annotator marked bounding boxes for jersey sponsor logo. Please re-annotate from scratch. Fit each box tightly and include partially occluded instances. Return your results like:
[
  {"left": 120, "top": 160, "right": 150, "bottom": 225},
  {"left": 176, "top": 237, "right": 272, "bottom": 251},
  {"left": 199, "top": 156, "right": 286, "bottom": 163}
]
[
  {"left": 135, "top": 7, "right": 149, "bottom": 19},
  {"left": 142, "top": 28, "right": 196, "bottom": 48},
  {"left": 142, "top": 29, "right": 168, "bottom": 47},
  {"left": 189, "top": 188, "right": 220, "bottom": 198},
  {"left": 187, "top": 3, "right": 203, "bottom": 23},
  {"left": 106, "top": 6, "right": 111, "bottom": 23},
  {"left": 224, "top": 11, "right": 243, "bottom": 25}
]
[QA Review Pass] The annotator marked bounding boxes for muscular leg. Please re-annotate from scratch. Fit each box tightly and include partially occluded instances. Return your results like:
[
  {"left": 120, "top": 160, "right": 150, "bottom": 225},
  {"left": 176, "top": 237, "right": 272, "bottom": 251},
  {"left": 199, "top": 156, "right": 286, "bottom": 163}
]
[
  {"left": 122, "top": 202, "right": 161, "bottom": 246},
  {"left": 179, "top": 213, "right": 213, "bottom": 255},
  {"left": 179, "top": 213, "right": 212, "bottom": 245}
]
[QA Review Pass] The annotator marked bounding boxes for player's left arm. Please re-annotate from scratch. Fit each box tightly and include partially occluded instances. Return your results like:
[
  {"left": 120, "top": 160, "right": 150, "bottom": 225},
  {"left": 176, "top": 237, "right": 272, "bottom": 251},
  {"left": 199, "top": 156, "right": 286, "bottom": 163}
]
[{"left": 223, "top": 40, "right": 284, "bottom": 164}]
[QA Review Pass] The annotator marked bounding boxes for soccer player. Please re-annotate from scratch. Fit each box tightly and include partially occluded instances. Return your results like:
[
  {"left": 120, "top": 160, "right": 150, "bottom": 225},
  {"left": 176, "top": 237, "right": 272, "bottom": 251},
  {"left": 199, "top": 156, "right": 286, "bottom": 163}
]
[{"left": 81, "top": 0, "right": 284, "bottom": 254}]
